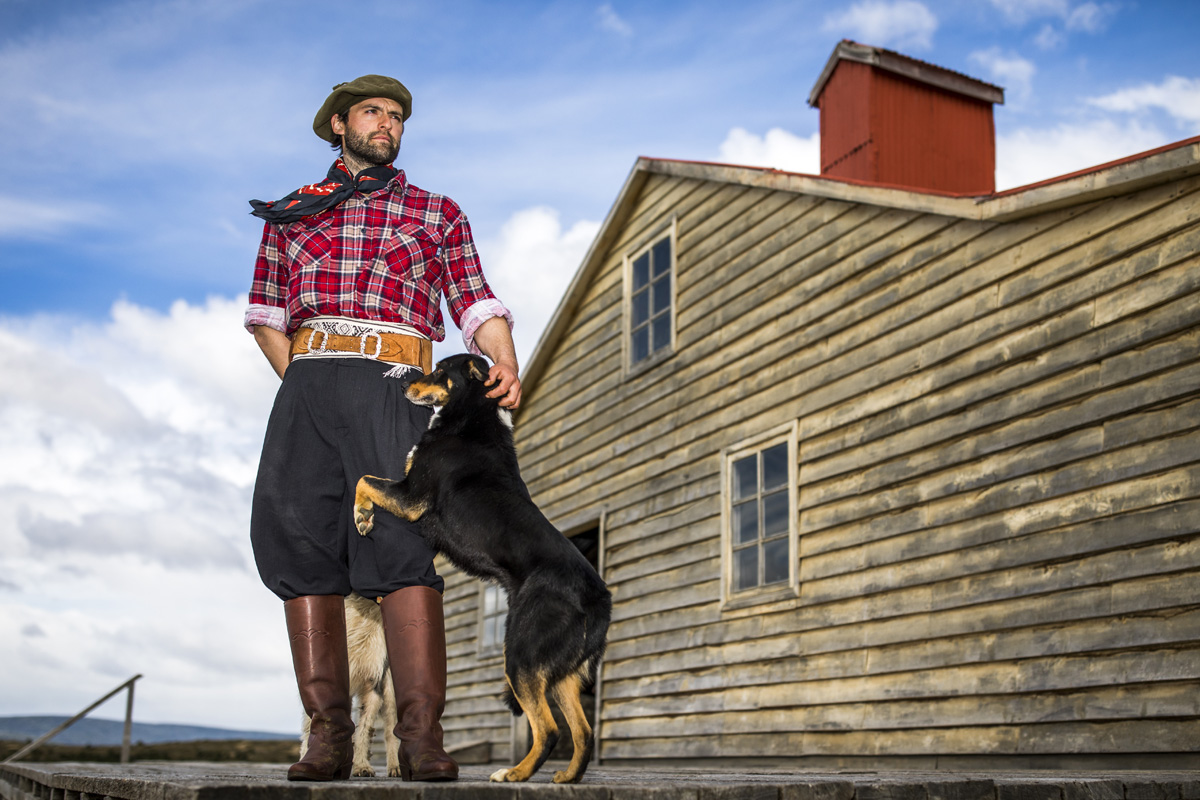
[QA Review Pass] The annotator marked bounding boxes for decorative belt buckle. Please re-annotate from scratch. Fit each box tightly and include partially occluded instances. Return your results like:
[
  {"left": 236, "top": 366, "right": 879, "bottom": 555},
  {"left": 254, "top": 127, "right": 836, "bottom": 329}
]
[
  {"left": 307, "top": 329, "right": 328, "bottom": 355},
  {"left": 360, "top": 331, "right": 383, "bottom": 359}
]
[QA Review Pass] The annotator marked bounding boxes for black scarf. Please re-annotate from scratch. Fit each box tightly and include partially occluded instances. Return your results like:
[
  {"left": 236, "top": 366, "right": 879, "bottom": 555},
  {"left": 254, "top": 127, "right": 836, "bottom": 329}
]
[{"left": 249, "top": 159, "right": 398, "bottom": 223}]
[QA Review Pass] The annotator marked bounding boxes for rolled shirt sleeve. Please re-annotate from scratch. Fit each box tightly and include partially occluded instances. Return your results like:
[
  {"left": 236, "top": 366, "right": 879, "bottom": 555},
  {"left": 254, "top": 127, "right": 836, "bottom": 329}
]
[
  {"left": 459, "top": 298, "right": 515, "bottom": 356},
  {"left": 438, "top": 210, "right": 514, "bottom": 355},
  {"left": 244, "top": 222, "right": 288, "bottom": 333},
  {"left": 243, "top": 303, "right": 288, "bottom": 333}
]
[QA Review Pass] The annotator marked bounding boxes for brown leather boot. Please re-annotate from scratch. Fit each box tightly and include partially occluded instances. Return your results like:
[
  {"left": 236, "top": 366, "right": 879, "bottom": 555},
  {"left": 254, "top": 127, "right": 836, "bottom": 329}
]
[
  {"left": 380, "top": 586, "right": 459, "bottom": 781},
  {"left": 284, "top": 595, "right": 355, "bottom": 781}
]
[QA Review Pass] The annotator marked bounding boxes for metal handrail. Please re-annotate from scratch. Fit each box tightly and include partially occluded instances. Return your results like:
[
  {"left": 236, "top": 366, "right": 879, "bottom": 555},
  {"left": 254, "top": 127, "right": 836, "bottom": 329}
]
[{"left": 3, "top": 674, "right": 143, "bottom": 764}]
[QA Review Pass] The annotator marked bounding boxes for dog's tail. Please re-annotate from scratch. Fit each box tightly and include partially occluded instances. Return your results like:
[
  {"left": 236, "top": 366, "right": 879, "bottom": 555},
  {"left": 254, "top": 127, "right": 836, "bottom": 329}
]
[
  {"left": 500, "top": 685, "right": 524, "bottom": 717},
  {"left": 582, "top": 592, "right": 612, "bottom": 695}
]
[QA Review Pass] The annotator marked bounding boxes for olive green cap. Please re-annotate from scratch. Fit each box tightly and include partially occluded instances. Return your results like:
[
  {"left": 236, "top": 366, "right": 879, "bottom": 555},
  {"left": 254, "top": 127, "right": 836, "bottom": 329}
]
[{"left": 313, "top": 74, "right": 412, "bottom": 142}]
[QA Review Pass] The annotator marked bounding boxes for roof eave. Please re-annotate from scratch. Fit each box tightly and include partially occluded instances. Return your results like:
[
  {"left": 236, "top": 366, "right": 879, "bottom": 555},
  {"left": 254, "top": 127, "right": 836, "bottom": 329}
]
[
  {"left": 517, "top": 135, "right": 1200, "bottom": 404},
  {"left": 980, "top": 135, "right": 1200, "bottom": 222}
]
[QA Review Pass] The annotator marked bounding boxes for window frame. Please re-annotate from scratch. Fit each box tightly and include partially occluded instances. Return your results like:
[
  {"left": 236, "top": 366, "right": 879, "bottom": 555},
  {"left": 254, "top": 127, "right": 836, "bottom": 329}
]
[
  {"left": 476, "top": 582, "right": 508, "bottom": 660},
  {"left": 622, "top": 218, "right": 678, "bottom": 378},
  {"left": 719, "top": 421, "right": 800, "bottom": 610}
]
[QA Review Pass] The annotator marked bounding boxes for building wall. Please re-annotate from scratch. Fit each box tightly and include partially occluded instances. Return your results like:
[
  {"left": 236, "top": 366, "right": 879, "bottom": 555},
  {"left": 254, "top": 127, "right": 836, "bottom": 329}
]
[
  {"left": 509, "top": 167, "right": 1200, "bottom": 766},
  {"left": 439, "top": 557, "right": 512, "bottom": 756}
]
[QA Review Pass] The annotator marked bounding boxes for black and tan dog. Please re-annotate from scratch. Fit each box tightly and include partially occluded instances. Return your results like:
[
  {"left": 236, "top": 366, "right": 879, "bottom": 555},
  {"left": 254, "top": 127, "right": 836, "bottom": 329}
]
[{"left": 353, "top": 354, "right": 612, "bottom": 784}]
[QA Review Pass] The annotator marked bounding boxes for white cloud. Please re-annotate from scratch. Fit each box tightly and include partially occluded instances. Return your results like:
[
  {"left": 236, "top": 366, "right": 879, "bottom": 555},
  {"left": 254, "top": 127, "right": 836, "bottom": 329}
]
[
  {"left": 0, "top": 299, "right": 274, "bottom": 553},
  {"left": 718, "top": 127, "right": 821, "bottom": 175},
  {"left": 988, "top": 0, "right": 1116, "bottom": 45},
  {"left": 596, "top": 3, "right": 633, "bottom": 37},
  {"left": 471, "top": 207, "right": 601, "bottom": 369},
  {"left": 0, "top": 297, "right": 300, "bottom": 731},
  {"left": 0, "top": 196, "right": 110, "bottom": 239},
  {"left": 989, "top": 0, "right": 1070, "bottom": 23},
  {"left": 0, "top": 567, "right": 298, "bottom": 730},
  {"left": 988, "top": 0, "right": 1114, "bottom": 27},
  {"left": 1064, "top": 1, "right": 1116, "bottom": 32},
  {"left": 1088, "top": 76, "right": 1200, "bottom": 127},
  {"left": 969, "top": 47, "right": 1037, "bottom": 105},
  {"left": 1034, "top": 23, "right": 1064, "bottom": 49},
  {"left": 995, "top": 118, "right": 1170, "bottom": 191},
  {"left": 21, "top": 507, "right": 247, "bottom": 570},
  {"left": 86, "top": 298, "right": 279, "bottom": 430},
  {"left": 21, "top": 623, "right": 46, "bottom": 638},
  {"left": 822, "top": 0, "right": 938, "bottom": 51}
]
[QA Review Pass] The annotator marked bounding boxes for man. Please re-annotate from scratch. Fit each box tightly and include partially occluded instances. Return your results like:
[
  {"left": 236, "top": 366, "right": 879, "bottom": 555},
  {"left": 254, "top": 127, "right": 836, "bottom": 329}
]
[{"left": 244, "top": 74, "right": 520, "bottom": 782}]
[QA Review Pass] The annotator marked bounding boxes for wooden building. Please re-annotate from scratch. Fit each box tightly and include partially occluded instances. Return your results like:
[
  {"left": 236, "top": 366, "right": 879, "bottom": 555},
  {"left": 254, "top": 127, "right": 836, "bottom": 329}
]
[{"left": 437, "top": 42, "right": 1200, "bottom": 768}]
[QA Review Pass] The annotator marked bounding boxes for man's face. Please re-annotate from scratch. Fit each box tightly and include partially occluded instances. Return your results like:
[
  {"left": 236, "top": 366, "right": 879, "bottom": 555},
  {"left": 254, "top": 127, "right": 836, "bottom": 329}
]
[{"left": 331, "top": 96, "right": 405, "bottom": 166}]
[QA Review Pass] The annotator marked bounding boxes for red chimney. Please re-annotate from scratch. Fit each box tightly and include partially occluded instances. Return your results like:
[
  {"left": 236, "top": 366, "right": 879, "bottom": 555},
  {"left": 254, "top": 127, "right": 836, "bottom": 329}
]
[{"left": 808, "top": 40, "right": 1005, "bottom": 195}]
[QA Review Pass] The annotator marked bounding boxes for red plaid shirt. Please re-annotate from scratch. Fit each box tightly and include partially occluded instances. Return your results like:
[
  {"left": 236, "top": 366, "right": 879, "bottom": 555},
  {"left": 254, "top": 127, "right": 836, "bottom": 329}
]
[{"left": 245, "top": 161, "right": 511, "bottom": 352}]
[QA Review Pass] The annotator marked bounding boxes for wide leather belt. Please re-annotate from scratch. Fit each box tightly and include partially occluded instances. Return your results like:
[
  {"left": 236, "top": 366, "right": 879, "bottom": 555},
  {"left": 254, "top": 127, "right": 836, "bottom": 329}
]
[{"left": 290, "top": 326, "right": 433, "bottom": 374}]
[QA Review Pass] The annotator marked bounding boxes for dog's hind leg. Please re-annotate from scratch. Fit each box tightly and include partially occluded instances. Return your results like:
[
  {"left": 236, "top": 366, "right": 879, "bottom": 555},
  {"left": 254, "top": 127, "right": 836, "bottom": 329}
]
[
  {"left": 549, "top": 670, "right": 593, "bottom": 784},
  {"left": 489, "top": 671, "right": 557, "bottom": 783},
  {"left": 298, "top": 713, "right": 311, "bottom": 760},
  {"left": 351, "top": 686, "right": 381, "bottom": 777},
  {"left": 382, "top": 669, "right": 401, "bottom": 777}
]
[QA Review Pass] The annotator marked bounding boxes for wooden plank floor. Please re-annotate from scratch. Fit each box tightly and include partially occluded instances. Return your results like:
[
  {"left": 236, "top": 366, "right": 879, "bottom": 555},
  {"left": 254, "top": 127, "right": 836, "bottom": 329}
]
[{"left": 3, "top": 761, "right": 1199, "bottom": 800}]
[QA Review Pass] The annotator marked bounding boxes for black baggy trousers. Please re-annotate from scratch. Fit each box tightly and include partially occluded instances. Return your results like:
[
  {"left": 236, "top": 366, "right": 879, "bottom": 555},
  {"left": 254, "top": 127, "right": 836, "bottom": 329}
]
[{"left": 250, "top": 357, "right": 443, "bottom": 601}]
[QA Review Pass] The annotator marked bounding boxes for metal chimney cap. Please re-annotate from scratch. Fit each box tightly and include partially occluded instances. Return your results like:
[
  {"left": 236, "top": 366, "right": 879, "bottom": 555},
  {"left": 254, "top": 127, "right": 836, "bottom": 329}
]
[{"left": 808, "top": 40, "right": 1005, "bottom": 108}]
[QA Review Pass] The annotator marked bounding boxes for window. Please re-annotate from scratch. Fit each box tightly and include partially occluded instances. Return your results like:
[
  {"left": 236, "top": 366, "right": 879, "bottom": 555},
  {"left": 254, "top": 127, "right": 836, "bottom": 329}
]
[
  {"left": 479, "top": 584, "right": 508, "bottom": 657},
  {"left": 626, "top": 226, "right": 675, "bottom": 370},
  {"left": 722, "top": 424, "right": 799, "bottom": 606}
]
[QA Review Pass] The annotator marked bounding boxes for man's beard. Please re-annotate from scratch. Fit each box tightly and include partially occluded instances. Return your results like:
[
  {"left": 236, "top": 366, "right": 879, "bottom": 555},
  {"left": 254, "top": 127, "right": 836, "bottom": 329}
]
[{"left": 342, "top": 127, "right": 400, "bottom": 166}]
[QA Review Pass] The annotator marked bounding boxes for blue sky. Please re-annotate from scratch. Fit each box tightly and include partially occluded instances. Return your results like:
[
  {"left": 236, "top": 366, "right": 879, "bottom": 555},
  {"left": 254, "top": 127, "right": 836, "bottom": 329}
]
[
  {"left": 5, "top": 0, "right": 1198, "bottom": 324},
  {"left": 1, "top": 0, "right": 1197, "bottom": 732}
]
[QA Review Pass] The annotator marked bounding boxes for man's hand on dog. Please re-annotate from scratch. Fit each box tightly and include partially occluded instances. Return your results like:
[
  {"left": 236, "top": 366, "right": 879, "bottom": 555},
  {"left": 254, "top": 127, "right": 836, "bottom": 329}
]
[{"left": 486, "top": 362, "right": 522, "bottom": 409}]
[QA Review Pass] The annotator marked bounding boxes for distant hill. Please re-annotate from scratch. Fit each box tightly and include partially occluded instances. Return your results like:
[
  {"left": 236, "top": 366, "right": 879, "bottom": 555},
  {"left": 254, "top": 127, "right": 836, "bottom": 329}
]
[{"left": 0, "top": 716, "right": 293, "bottom": 746}]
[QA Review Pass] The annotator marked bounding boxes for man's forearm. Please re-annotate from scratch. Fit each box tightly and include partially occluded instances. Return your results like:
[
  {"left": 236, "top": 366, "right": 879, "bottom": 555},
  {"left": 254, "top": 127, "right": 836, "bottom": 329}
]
[
  {"left": 473, "top": 316, "right": 522, "bottom": 408},
  {"left": 473, "top": 316, "right": 518, "bottom": 372},
  {"left": 254, "top": 325, "right": 291, "bottom": 379}
]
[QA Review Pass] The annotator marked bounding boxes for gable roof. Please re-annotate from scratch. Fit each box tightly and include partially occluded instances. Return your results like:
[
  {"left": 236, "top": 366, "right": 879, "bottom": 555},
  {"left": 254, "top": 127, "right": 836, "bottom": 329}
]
[{"left": 519, "top": 134, "right": 1200, "bottom": 400}]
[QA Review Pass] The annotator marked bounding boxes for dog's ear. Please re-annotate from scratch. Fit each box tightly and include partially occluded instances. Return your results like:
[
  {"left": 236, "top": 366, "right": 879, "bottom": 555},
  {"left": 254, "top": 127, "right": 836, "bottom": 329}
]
[{"left": 467, "top": 359, "right": 488, "bottom": 382}]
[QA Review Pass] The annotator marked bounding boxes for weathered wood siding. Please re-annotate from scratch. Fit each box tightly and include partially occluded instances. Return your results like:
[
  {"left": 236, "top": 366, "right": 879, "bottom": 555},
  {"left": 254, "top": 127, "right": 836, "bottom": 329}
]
[
  {"left": 512, "top": 167, "right": 1200, "bottom": 765},
  {"left": 439, "top": 557, "right": 512, "bottom": 756}
]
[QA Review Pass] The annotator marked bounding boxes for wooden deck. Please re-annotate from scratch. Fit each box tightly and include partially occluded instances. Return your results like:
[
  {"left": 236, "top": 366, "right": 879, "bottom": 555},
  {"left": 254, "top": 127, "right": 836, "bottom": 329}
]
[{"left": 2, "top": 762, "right": 1198, "bottom": 800}]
